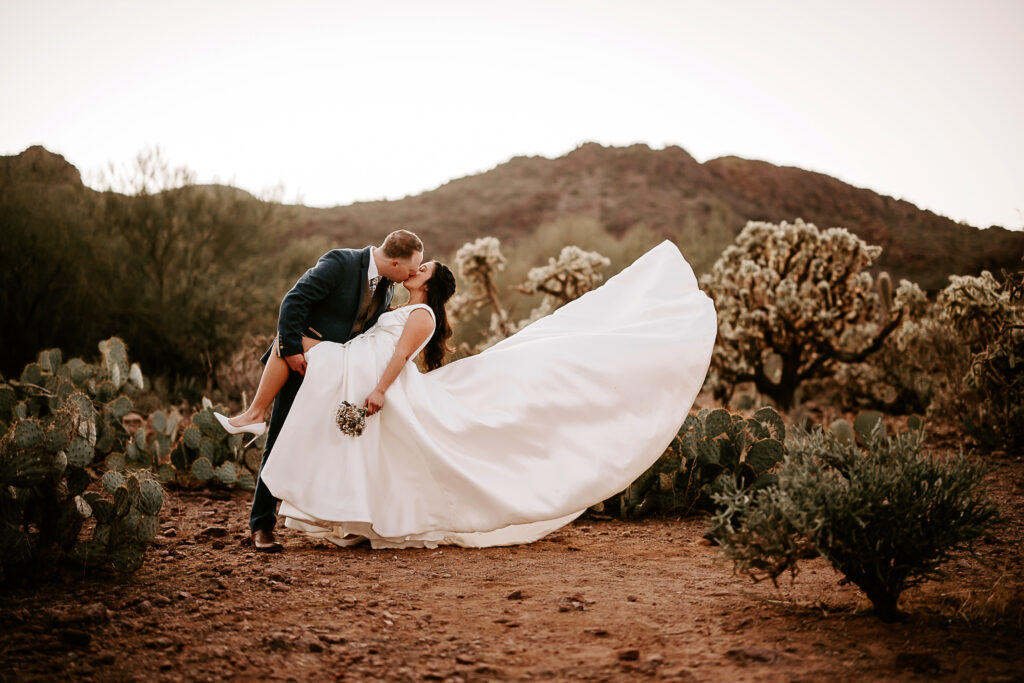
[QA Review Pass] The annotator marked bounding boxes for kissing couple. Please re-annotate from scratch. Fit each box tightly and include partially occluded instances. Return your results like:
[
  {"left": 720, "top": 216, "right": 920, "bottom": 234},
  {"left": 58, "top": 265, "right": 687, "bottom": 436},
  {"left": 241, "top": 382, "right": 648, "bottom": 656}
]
[{"left": 216, "top": 229, "right": 717, "bottom": 552}]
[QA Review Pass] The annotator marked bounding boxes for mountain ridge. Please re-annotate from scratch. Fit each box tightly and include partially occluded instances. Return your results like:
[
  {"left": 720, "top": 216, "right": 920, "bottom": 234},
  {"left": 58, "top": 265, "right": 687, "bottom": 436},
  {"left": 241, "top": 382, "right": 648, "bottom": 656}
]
[{"left": 4, "top": 143, "right": 1021, "bottom": 290}]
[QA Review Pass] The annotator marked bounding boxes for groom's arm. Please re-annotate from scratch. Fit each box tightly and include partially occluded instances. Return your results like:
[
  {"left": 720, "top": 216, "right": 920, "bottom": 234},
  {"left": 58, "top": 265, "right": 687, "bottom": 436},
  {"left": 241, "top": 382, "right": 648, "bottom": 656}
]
[{"left": 277, "top": 252, "right": 346, "bottom": 358}]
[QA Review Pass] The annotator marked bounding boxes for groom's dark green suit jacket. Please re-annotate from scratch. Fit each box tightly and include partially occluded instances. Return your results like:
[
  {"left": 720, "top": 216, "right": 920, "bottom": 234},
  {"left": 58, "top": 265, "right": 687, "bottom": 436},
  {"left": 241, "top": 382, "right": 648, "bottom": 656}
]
[{"left": 261, "top": 246, "right": 393, "bottom": 362}]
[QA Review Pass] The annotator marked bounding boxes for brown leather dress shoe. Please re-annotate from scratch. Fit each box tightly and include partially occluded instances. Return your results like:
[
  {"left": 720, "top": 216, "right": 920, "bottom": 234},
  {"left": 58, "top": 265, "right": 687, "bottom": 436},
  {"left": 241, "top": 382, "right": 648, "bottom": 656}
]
[{"left": 251, "top": 528, "right": 283, "bottom": 553}]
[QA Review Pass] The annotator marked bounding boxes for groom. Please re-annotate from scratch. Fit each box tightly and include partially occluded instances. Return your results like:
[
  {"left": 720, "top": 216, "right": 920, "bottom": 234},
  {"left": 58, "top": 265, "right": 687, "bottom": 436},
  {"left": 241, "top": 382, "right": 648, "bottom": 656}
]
[{"left": 249, "top": 229, "right": 425, "bottom": 552}]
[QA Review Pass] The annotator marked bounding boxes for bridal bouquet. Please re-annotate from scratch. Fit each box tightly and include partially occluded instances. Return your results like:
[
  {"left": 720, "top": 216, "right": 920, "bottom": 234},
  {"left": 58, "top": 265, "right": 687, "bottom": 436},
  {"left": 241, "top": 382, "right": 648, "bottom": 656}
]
[{"left": 335, "top": 401, "right": 368, "bottom": 436}]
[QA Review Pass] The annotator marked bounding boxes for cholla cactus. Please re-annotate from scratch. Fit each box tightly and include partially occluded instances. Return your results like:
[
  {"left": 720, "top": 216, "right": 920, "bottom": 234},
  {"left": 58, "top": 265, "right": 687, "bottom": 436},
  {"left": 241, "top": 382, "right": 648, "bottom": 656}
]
[
  {"left": 452, "top": 238, "right": 612, "bottom": 354},
  {"left": 450, "top": 237, "right": 511, "bottom": 337},
  {"left": 821, "top": 282, "right": 961, "bottom": 414},
  {"left": 702, "top": 219, "right": 910, "bottom": 408},
  {"left": 516, "top": 245, "right": 610, "bottom": 303},
  {"left": 940, "top": 266, "right": 1024, "bottom": 445}
]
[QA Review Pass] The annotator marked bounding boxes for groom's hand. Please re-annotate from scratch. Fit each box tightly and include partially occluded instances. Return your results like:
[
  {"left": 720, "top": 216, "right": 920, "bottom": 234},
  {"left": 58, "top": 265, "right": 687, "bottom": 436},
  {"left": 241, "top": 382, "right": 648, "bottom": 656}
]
[{"left": 285, "top": 353, "right": 307, "bottom": 375}]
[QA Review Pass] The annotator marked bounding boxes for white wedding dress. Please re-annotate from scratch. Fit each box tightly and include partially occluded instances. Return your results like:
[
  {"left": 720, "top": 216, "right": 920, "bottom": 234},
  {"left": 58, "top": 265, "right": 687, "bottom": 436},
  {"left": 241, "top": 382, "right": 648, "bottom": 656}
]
[{"left": 260, "top": 240, "right": 717, "bottom": 549}]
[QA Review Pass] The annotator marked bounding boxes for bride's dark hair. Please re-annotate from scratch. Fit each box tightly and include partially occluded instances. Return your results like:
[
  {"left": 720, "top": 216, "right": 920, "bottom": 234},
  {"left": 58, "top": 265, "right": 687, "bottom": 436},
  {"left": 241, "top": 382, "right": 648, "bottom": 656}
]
[{"left": 422, "top": 262, "right": 456, "bottom": 372}]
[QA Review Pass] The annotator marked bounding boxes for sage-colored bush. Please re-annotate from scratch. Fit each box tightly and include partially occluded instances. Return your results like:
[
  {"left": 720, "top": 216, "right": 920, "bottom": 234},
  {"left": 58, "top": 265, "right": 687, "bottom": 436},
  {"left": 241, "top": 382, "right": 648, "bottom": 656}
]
[{"left": 710, "top": 418, "right": 999, "bottom": 621}]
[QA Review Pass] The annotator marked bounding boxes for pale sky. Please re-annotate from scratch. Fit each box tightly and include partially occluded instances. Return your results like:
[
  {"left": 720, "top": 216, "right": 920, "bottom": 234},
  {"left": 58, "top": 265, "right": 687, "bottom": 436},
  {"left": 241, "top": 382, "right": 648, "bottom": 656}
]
[{"left": 2, "top": 0, "right": 1022, "bottom": 229}]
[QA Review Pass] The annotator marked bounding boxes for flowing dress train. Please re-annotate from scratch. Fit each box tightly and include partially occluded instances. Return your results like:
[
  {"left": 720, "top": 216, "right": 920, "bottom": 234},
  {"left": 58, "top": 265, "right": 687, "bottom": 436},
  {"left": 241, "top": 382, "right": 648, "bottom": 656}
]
[{"left": 260, "top": 240, "right": 717, "bottom": 548}]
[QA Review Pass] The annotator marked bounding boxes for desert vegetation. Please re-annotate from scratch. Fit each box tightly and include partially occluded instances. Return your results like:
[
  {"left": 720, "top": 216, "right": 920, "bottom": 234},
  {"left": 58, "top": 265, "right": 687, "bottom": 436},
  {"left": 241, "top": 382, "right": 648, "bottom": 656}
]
[{"left": 1, "top": 147, "right": 1022, "bottom": 679}]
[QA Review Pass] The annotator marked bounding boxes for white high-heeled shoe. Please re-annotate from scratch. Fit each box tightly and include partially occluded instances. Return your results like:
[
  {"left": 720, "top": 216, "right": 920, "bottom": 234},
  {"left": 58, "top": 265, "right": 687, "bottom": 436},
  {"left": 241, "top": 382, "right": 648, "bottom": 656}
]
[{"left": 215, "top": 412, "right": 267, "bottom": 447}]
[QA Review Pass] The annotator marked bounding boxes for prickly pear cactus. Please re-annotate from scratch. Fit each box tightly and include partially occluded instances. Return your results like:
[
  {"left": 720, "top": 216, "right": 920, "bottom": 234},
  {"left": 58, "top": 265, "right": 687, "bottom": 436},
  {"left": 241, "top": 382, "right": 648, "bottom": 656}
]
[
  {"left": 594, "top": 406, "right": 787, "bottom": 519},
  {"left": 0, "top": 341, "right": 164, "bottom": 583},
  {"left": 71, "top": 469, "right": 164, "bottom": 573},
  {"left": 157, "top": 399, "right": 265, "bottom": 490}
]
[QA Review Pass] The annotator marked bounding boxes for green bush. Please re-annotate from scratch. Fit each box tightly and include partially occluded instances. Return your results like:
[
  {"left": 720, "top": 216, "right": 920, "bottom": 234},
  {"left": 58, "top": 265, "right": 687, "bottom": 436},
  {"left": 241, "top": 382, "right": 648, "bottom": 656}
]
[{"left": 710, "top": 417, "right": 999, "bottom": 621}]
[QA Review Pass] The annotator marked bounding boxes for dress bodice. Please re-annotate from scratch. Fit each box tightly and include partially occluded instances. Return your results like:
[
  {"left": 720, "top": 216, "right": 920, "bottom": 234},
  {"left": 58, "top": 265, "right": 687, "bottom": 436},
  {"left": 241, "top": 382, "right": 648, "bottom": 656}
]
[{"left": 361, "top": 303, "right": 436, "bottom": 362}]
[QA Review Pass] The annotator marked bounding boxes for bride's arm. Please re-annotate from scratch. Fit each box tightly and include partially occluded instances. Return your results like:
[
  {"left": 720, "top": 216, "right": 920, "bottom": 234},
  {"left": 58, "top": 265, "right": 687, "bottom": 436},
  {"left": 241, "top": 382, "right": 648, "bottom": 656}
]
[{"left": 364, "top": 309, "right": 434, "bottom": 415}]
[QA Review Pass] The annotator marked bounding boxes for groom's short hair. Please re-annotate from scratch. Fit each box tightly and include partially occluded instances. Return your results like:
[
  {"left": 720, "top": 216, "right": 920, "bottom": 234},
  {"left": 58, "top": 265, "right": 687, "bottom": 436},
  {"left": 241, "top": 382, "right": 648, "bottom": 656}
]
[{"left": 381, "top": 229, "right": 424, "bottom": 259}]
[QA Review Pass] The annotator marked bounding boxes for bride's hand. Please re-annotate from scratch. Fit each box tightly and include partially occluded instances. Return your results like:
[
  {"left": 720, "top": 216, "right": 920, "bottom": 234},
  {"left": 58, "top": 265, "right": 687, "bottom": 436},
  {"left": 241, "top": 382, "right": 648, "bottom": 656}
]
[{"left": 364, "top": 389, "right": 385, "bottom": 416}]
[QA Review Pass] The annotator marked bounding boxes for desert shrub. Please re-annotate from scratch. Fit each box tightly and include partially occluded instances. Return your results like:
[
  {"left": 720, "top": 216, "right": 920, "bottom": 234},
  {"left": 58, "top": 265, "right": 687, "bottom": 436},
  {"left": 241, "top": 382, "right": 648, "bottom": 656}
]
[
  {"left": 0, "top": 159, "right": 113, "bottom": 378},
  {"left": 940, "top": 267, "right": 1024, "bottom": 447},
  {"left": 593, "top": 407, "right": 785, "bottom": 519},
  {"left": 1, "top": 147, "right": 290, "bottom": 384},
  {"left": 93, "top": 149, "right": 285, "bottom": 378},
  {"left": 710, "top": 416, "right": 999, "bottom": 621},
  {"left": 701, "top": 218, "right": 919, "bottom": 408}
]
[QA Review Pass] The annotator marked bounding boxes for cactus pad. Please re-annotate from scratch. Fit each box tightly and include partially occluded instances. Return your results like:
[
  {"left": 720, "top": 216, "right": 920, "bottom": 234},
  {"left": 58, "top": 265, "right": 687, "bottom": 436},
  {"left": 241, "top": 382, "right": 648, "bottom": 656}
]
[
  {"left": 214, "top": 462, "right": 238, "bottom": 486},
  {"left": 236, "top": 471, "right": 256, "bottom": 492},
  {"left": 182, "top": 426, "right": 201, "bottom": 450},
  {"left": 66, "top": 436, "right": 95, "bottom": 468},
  {"left": 102, "top": 470, "right": 125, "bottom": 494},
  {"left": 191, "top": 456, "right": 214, "bottom": 482},
  {"left": 136, "top": 515, "right": 159, "bottom": 543},
  {"left": 139, "top": 478, "right": 163, "bottom": 515},
  {"left": 14, "top": 419, "right": 45, "bottom": 449}
]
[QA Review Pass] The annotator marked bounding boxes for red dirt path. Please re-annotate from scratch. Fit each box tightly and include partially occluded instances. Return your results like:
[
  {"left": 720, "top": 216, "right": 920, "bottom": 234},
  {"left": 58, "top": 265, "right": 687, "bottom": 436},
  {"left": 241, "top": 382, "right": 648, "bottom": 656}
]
[{"left": 2, "top": 457, "right": 1023, "bottom": 682}]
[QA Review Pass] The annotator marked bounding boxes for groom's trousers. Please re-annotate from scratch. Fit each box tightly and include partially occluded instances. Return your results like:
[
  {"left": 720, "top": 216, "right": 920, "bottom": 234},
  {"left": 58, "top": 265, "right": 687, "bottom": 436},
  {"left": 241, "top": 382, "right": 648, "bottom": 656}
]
[{"left": 249, "top": 367, "right": 305, "bottom": 532}]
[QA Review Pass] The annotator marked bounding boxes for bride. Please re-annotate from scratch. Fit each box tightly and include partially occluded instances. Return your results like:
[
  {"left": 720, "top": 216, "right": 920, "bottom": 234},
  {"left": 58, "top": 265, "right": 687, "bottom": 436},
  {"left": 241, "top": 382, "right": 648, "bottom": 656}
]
[{"left": 257, "top": 240, "right": 716, "bottom": 549}]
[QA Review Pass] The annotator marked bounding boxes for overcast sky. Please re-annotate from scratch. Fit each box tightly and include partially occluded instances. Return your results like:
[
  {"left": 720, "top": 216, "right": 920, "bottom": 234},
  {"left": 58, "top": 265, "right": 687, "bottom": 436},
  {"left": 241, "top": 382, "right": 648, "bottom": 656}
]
[{"left": 2, "top": 0, "right": 1022, "bottom": 229}]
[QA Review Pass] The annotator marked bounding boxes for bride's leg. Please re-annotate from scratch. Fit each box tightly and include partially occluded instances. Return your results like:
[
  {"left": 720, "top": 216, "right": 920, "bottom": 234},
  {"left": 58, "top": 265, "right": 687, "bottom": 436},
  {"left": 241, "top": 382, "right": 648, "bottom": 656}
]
[{"left": 228, "top": 350, "right": 290, "bottom": 427}]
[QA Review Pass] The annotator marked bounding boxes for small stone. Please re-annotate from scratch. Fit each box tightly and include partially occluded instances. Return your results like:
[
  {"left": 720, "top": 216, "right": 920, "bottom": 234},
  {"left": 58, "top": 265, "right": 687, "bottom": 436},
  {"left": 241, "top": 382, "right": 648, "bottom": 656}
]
[
  {"left": 618, "top": 649, "right": 640, "bottom": 661},
  {"left": 162, "top": 529, "right": 177, "bottom": 538},
  {"left": 626, "top": 595, "right": 639, "bottom": 602},
  {"left": 136, "top": 600, "right": 153, "bottom": 615},
  {"left": 81, "top": 602, "right": 110, "bottom": 623},
  {"left": 455, "top": 654, "right": 475, "bottom": 665},
  {"left": 265, "top": 632, "right": 290, "bottom": 651},
  {"left": 212, "top": 540, "right": 226, "bottom": 550},
  {"left": 153, "top": 636, "right": 176, "bottom": 649},
  {"left": 584, "top": 627, "right": 608, "bottom": 637},
  {"left": 201, "top": 526, "right": 228, "bottom": 538},
  {"left": 507, "top": 590, "right": 524, "bottom": 600},
  {"left": 176, "top": 591, "right": 192, "bottom": 601}
]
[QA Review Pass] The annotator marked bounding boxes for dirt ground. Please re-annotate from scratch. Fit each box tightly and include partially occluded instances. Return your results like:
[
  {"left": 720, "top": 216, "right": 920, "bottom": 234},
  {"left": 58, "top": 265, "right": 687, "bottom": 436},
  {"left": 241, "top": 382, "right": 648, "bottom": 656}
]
[{"left": 2, "top": 455, "right": 1023, "bottom": 682}]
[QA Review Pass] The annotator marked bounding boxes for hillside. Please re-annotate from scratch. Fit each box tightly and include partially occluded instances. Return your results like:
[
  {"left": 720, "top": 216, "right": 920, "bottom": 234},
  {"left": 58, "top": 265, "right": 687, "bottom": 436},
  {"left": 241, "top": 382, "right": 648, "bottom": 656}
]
[
  {"left": 5, "top": 144, "right": 1023, "bottom": 290},
  {"left": 285, "top": 142, "right": 1023, "bottom": 290}
]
